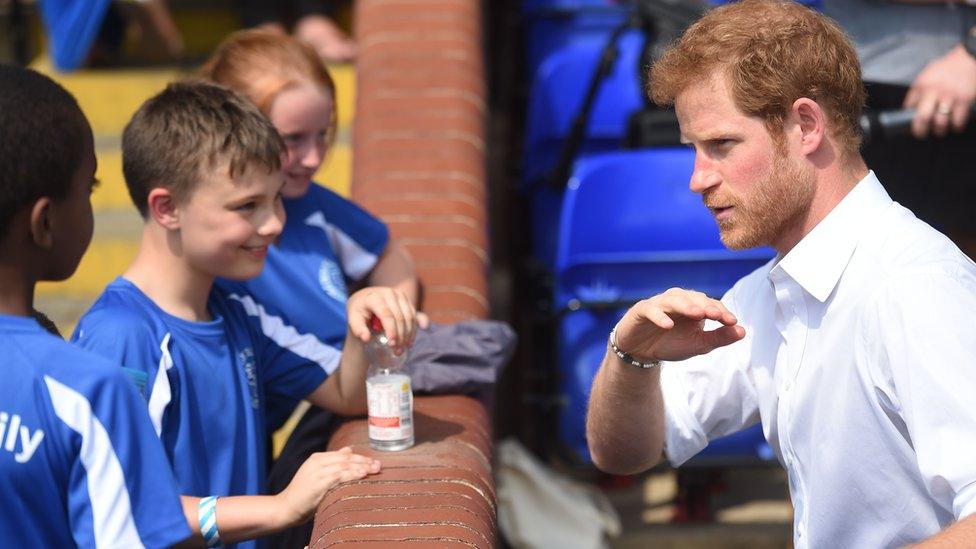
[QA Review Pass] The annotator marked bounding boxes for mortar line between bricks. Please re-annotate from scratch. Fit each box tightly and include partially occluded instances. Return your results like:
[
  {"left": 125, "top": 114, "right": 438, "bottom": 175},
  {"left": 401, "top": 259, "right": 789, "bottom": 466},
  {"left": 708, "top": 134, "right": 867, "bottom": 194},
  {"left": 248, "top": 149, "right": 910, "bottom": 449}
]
[
  {"left": 356, "top": 169, "right": 485, "bottom": 182},
  {"left": 320, "top": 536, "right": 480, "bottom": 548},
  {"left": 363, "top": 194, "right": 484, "bottom": 208},
  {"left": 319, "top": 519, "right": 492, "bottom": 547},
  {"left": 385, "top": 214, "right": 481, "bottom": 227},
  {"left": 368, "top": 468, "right": 495, "bottom": 492},
  {"left": 317, "top": 505, "right": 493, "bottom": 532},
  {"left": 370, "top": 89, "right": 486, "bottom": 111},
  {"left": 427, "top": 285, "right": 490, "bottom": 308},
  {"left": 399, "top": 238, "right": 487, "bottom": 260},
  {"left": 357, "top": 169, "right": 484, "bottom": 183},
  {"left": 319, "top": 503, "right": 489, "bottom": 519},
  {"left": 326, "top": 479, "right": 495, "bottom": 513},
  {"left": 322, "top": 490, "right": 479, "bottom": 506},
  {"left": 331, "top": 478, "right": 492, "bottom": 504}
]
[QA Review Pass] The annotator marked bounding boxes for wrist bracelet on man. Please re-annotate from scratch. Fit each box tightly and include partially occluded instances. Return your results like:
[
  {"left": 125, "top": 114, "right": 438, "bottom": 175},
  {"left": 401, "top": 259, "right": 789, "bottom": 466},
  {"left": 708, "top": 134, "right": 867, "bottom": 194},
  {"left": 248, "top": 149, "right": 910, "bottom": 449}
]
[
  {"left": 198, "top": 496, "right": 222, "bottom": 548},
  {"left": 609, "top": 326, "right": 661, "bottom": 369}
]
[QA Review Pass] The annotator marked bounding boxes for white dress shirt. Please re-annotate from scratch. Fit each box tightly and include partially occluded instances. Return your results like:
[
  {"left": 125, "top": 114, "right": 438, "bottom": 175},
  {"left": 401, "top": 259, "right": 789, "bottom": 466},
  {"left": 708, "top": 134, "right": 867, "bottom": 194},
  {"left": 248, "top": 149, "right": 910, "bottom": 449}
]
[{"left": 660, "top": 172, "right": 976, "bottom": 548}]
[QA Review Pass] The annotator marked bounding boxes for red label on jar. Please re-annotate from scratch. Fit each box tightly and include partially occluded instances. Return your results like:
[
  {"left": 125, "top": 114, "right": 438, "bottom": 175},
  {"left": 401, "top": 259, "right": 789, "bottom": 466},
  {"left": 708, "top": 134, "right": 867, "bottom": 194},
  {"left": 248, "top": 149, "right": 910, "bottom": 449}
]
[{"left": 369, "top": 416, "right": 401, "bottom": 428}]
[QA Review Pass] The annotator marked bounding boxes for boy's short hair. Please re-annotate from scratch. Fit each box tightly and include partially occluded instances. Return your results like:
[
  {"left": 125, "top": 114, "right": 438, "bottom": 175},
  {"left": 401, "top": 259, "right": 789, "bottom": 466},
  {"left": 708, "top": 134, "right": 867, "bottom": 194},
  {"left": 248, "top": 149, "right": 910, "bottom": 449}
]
[
  {"left": 0, "top": 64, "right": 87, "bottom": 238},
  {"left": 650, "top": 0, "right": 865, "bottom": 154},
  {"left": 122, "top": 81, "right": 285, "bottom": 218}
]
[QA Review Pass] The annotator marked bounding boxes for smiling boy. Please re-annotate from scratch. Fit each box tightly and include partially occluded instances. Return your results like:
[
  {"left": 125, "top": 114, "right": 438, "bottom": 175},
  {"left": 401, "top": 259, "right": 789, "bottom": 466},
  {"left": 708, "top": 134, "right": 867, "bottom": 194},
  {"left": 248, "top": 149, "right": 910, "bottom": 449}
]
[{"left": 71, "top": 81, "right": 418, "bottom": 548}]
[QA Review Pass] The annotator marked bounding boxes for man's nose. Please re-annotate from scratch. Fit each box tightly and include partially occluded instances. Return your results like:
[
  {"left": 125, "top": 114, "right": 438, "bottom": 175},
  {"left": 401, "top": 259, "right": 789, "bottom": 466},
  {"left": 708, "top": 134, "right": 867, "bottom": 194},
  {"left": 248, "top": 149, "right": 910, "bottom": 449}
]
[{"left": 689, "top": 155, "right": 721, "bottom": 194}]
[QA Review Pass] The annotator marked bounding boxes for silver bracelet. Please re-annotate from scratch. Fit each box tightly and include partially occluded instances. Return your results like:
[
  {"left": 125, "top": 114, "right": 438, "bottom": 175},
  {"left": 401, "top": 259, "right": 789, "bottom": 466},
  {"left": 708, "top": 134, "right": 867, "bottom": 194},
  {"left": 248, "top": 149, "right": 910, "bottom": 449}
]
[{"left": 608, "top": 326, "right": 661, "bottom": 369}]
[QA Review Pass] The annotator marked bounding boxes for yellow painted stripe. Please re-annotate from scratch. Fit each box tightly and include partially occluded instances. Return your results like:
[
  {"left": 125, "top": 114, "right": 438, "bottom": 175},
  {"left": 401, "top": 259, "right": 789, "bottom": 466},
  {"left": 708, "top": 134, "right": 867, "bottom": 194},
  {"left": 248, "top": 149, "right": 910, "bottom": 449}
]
[
  {"left": 330, "top": 65, "right": 356, "bottom": 129},
  {"left": 37, "top": 239, "right": 139, "bottom": 298},
  {"left": 316, "top": 143, "right": 352, "bottom": 197},
  {"left": 92, "top": 150, "right": 133, "bottom": 210},
  {"left": 32, "top": 61, "right": 182, "bottom": 136}
]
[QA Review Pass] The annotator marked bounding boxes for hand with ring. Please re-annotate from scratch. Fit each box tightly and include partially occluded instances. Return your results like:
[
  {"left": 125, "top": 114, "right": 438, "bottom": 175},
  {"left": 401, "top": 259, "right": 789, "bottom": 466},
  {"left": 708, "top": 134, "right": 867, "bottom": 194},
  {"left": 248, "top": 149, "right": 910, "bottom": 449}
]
[{"left": 904, "top": 44, "right": 976, "bottom": 139}]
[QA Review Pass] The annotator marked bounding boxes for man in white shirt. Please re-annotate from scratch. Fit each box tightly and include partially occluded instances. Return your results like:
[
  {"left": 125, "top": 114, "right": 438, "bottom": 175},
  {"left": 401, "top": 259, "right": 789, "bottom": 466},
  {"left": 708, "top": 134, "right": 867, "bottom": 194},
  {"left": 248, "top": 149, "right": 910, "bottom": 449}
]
[{"left": 585, "top": 1, "right": 976, "bottom": 547}]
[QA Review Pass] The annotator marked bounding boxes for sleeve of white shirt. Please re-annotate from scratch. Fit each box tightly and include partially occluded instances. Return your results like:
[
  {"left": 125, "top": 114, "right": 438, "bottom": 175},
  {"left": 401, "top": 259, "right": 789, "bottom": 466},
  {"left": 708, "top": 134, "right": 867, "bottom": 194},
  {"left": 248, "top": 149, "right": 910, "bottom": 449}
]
[
  {"left": 869, "top": 267, "right": 976, "bottom": 520},
  {"left": 659, "top": 286, "right": 761, "bottom": 466}
]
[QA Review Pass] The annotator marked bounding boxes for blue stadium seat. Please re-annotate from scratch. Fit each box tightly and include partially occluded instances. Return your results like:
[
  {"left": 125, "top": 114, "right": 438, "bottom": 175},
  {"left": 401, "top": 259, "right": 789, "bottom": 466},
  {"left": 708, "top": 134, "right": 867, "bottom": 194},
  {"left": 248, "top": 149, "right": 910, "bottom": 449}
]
[
  {"left": 523, "top": 28, "right": 645, "bottom": 188},
  {"left": 523, "top": 5, "right": 629, "bottom": 77},
  {"left": 551, "top": 149, "right": 775, "bottom": 464},
  {"left": 522, "top": 0, "right": 620, "bottom": 14}
]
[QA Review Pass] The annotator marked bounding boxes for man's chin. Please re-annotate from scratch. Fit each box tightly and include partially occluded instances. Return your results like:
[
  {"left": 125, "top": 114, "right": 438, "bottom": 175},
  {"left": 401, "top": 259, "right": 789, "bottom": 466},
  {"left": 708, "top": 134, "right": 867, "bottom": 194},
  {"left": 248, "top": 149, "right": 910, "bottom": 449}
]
[{"left": 718, "top": 226, "right": 764, "bottom": 251}]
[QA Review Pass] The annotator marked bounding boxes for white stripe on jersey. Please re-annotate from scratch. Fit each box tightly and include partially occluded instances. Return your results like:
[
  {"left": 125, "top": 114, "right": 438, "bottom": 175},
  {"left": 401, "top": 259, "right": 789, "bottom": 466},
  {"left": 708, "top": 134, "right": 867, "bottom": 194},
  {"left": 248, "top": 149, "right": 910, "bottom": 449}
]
[
  {"left": 147, "top": 333, "right": 174, "bottom": 437},
  {"left": 43, "top": 375, "right": 144, "bottom": 549},
  {"left": 304, "top": 211, "right": 380, "bottom": 281},
  {"left": 228, "top": 293, "right": 342, "bottom": 374}
]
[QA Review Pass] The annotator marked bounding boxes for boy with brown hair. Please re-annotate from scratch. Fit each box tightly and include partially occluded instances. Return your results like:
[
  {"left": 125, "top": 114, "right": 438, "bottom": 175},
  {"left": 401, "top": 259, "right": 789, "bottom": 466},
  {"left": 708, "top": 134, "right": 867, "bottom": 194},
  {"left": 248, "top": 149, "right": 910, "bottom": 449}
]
[
  {"left": 0, "top": 64, "right": 191, "bottom": 548},
  {"left": 72, "top": 81, "right": 418, "bottom": 548}
]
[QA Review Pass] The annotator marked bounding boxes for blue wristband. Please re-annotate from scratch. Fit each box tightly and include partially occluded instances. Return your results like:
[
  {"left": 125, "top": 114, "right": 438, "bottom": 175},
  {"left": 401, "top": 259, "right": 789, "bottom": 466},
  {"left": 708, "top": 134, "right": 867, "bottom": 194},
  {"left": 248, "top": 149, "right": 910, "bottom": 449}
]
[{"left": 198, "top": 496, "right": 221, "bottom": 548}]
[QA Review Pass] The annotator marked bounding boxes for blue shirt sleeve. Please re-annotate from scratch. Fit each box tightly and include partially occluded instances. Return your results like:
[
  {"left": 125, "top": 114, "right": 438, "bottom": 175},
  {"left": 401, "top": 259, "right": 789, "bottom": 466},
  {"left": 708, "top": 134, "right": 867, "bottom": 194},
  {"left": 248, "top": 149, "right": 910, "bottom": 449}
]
[
  {"left": 71, "top": 306, "right": 164, "bottom": 401},
  {"left": 49, "top": 364, "right": 190, "bottom": 548},
  {"left": 255, "top": 320, "right": 330, "bottom": 404},
  {"left": 315, "top": 185, "right": 390, "bottom": 281},
  {"left": 71, "top": 306, "right": 177, "bottom": 449}
]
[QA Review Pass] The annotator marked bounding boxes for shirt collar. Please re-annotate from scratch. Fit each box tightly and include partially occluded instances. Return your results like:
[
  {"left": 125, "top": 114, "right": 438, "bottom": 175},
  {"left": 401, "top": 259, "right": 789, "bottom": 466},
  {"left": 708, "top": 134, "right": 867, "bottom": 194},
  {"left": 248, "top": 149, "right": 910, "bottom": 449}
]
[{"left": 771, "top": 171, "right": 892, "bottom": 303}]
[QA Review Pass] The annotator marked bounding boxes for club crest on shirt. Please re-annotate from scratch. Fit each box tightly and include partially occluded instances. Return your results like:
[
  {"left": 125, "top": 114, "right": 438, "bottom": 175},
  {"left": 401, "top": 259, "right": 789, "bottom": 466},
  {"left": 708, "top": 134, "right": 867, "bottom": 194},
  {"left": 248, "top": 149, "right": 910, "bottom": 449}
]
[
  {"left": 238, "top": 347, "right": 259, "bottom": 410},
  {"left": 318, "top": 260, "right": 348, "bottom": 302}
]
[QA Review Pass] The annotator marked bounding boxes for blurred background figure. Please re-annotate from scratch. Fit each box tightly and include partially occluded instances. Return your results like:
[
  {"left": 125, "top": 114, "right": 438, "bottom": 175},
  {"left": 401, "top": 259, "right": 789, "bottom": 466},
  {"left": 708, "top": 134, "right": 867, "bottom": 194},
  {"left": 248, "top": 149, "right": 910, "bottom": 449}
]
[
  {"left": 824, "top": 0, "right": 976, "bottom": 259},
  {"left": 37, "top": 0, "right": 184, "bottom": 70},
  {"left": 242, "top": 0, "right": 356, "bottom": 62}
]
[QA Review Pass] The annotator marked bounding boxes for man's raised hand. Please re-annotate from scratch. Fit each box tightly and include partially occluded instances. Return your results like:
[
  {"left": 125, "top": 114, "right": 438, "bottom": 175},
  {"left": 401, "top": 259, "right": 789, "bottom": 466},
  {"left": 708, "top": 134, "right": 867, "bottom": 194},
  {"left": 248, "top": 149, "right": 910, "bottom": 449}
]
[{"left": 613, "top": 288, "right": 745, "bottom": 363}]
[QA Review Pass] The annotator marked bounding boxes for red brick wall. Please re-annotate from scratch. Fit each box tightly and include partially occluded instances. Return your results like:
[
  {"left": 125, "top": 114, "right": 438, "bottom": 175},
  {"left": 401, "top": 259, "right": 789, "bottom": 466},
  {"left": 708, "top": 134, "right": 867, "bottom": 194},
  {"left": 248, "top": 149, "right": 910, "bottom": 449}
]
[
  {"left": 310, "top": 1, "right": 494, "bottom": 547},
  {"left": 351, "top": 0, "right": 488, "bottom": 324}
]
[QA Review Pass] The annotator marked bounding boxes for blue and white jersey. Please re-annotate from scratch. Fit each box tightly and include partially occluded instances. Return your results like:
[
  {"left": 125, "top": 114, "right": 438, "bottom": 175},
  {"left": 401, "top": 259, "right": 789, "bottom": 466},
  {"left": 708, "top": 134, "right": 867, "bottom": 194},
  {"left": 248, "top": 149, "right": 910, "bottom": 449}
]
[
  {"left": 71, "top": 278, "right": 332, "bottom": 549},
  {"left": 218, "top": 184, "right": 387, "bottom": 429},
  {"left": 0, "top": 313, "right": 190, "bottom": 548},
  {"left": 222, "top": 183, "right": 388, "bottom": 351}
]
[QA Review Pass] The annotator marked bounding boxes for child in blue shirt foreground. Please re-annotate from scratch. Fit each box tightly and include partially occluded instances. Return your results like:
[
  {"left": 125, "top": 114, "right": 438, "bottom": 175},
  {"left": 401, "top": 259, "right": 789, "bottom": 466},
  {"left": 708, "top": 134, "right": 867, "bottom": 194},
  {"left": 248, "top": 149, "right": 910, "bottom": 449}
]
[
  {"left": 0, "top": 64, "right": 191, "bottom": 548},
  {"left": 201, "top": 32, "right": 427, "bottom": 547},
  {"left": 72, "top": 81, "right": 420, "bottom": 548}
]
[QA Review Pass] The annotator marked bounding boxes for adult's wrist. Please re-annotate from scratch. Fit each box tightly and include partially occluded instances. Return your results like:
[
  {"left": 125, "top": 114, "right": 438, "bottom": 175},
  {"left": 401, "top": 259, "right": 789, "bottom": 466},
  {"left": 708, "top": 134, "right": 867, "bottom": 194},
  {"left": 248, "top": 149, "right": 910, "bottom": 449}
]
[{"left": 608, "top": 326, "right": 661, "bottom": 369}]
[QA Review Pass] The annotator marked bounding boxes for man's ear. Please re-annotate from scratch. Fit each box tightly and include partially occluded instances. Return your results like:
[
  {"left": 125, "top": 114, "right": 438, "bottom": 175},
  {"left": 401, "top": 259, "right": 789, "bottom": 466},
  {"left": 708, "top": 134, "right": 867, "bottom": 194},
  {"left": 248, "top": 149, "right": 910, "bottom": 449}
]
[
  {"left": 147, "top": 188, "right": 181, "bottom": 230},
  {"left": 28, "top": 197, "right": 55, "bottom": 250},
  {"left": 791, "top": 97, "right": 826, "bottom": 156}
]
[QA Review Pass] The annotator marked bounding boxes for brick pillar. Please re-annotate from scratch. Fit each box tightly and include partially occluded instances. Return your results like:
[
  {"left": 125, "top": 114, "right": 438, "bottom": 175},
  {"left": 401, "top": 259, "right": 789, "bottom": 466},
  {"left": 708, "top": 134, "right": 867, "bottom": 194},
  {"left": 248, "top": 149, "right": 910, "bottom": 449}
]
[{"left": 310, "top": 1, "right": 495, "bottom": 547}]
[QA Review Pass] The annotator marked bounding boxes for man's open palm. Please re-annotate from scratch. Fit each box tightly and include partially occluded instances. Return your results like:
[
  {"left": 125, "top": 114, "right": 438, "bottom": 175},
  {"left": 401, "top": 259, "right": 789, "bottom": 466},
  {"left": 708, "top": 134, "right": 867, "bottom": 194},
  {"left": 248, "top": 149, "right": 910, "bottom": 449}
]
[{"left": 614, "top": 288, "right": 745, "bottom": 363}]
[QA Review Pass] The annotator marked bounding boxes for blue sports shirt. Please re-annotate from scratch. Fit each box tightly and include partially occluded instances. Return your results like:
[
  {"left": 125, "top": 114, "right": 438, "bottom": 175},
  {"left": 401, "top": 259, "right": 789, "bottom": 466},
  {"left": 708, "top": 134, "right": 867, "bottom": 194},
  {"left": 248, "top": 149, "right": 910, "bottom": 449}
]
[
  {"left": 218, "top": 184, "right": 387, "bottom": 428},
  {"left": 0, "top": 313, "right": 190, "bottom": 548},
  {"left": 72, "top": 278, "right": 333, "bottom": 549}
]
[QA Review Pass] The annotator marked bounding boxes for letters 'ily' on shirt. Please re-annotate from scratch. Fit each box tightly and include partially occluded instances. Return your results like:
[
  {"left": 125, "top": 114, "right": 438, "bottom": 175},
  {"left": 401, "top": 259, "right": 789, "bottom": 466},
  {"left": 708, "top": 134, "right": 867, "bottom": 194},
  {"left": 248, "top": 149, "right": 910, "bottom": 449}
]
[
  {"left": 660, "top": 172, "right": 976, "bottom": 548},
  {"left": 72, "top": 278, "right": 331, "bottom": 549},
  {"left": 1, "top": 314, "right": 189, "bottom": 548}
]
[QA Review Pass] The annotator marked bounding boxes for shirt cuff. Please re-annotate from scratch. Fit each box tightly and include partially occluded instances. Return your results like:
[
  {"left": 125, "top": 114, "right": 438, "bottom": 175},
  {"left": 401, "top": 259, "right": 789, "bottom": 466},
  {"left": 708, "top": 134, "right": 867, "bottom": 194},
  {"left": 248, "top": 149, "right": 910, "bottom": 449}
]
[
  {"left": 954, "top": 480, "right": 976, "bottom": 520},
  {"left": 660, "top": 362, "right": 708, "bottom": 466}
]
